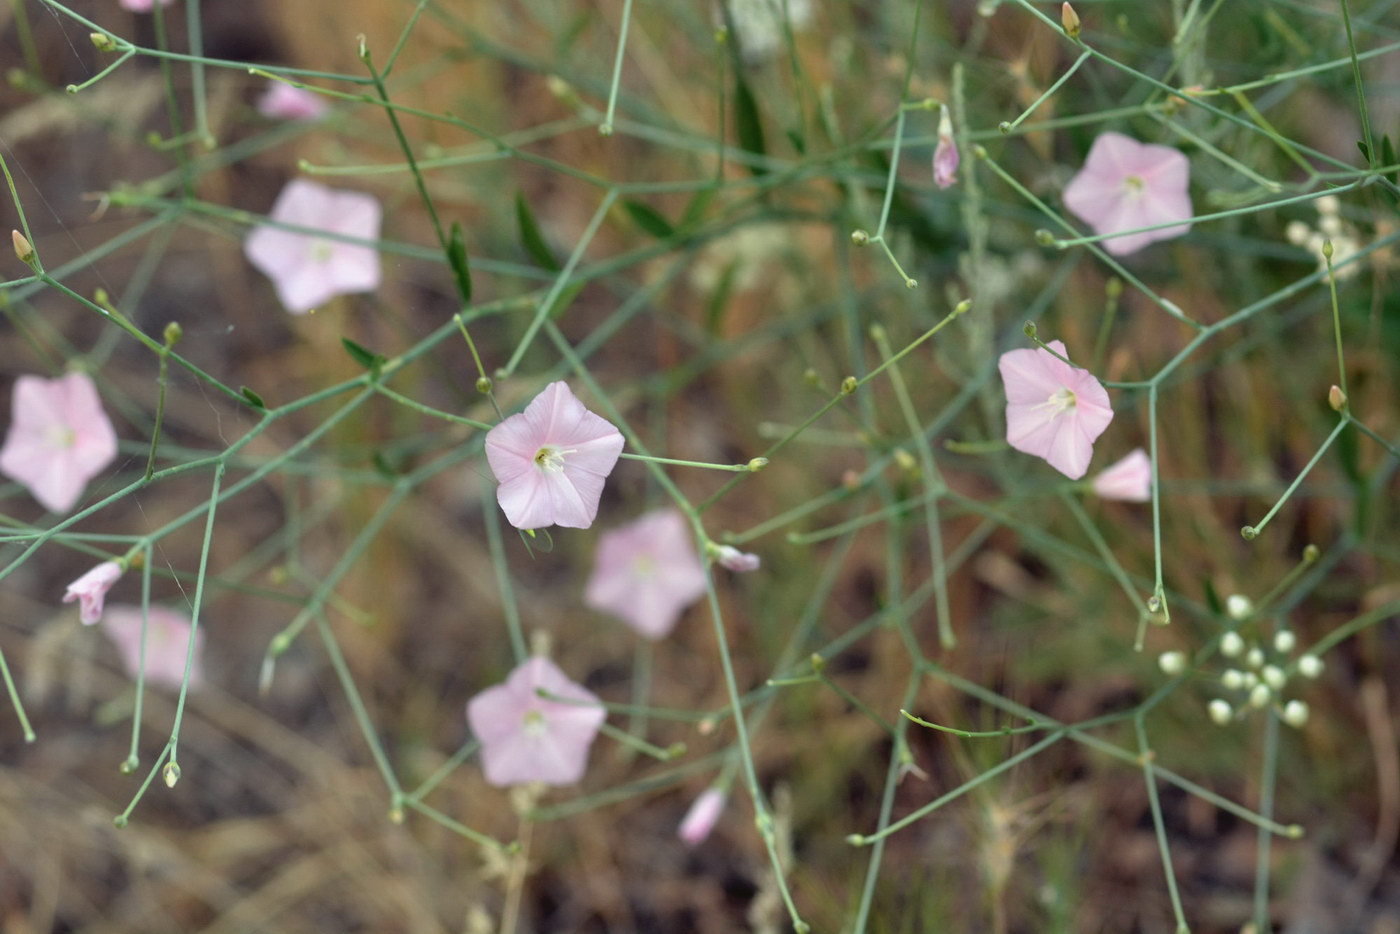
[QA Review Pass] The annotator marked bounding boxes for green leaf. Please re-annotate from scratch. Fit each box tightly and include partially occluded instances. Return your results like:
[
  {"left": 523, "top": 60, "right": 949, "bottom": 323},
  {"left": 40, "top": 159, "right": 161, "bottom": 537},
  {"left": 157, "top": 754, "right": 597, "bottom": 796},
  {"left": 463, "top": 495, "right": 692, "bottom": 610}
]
[
  {"left": 679, "top": 187, "right": 715, "bottom": 230},
  {"left": 785, "top": 127, "right": 806, "bottom": 155},
  {"left": 1357, "top": 139, "right": 1371, "bottom": 163},
  {"left": 371, "top": 449, "right": 399, "bottom": 479},
  {"left": 239, "top": 385, "right": 266, "bottom": 409},
  {"left": 623, "top": 199, "right": 674, "bottom": 239},
  {"left": 515, "top": 192, "right": 559, "bottom": 270},
  {"left": 341, "top": 337, "right": 384, "bottom": 379},
  {"left": 733, "top": 72, "right": 767, "bottom": 176},
  {"left": 447, "top": 221, "right": 473, "bottom": 304}
]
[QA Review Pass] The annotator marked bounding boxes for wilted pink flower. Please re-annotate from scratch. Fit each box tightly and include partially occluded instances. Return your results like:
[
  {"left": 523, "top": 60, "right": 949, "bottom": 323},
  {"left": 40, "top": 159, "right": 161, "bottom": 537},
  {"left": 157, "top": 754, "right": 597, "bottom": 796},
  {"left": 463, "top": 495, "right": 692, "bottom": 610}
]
[
  {"left": 1063, "top": 132, "right": 1192, "bottom": 256},
  {"left": 257, "top": 82, "right": 329, "bottom": 121},
  {"left": 999, "top": 340, "right": 1113, "bottom": 480},
  {"left": 713, "top": 544, "right": 761, "bottom": 573},
  {"left": 1092, "top": 448, "right": 1151, "bottom": 502},
  {"left": 466, "top": 656, "right": 606, "bottom": 787},
  {"left": 243, "top": 179, "right": 382, "bottom": 313},
  {"left": 485, "top": 382, "right": 625, "bottom": 531},
  {"left": 101, "top": 605, "right": 204, "bottom": 689},
  {"left": 0, "top": 372, "right": 119, "bottom": 514},
  {"left": 586, "top": 509, "right": 707, "bottom": 640},
  {"left": 119, "top": 0, "right": 174, "bottom": 10},
  {"left": 678, "top": 787, "right": 727, "bottom": 846},
  {"left": 933, "top": 104, "right": 959, "bottom": 189},
  {"left": 63, "top": 561, "right": 123, "bottom": 625}
]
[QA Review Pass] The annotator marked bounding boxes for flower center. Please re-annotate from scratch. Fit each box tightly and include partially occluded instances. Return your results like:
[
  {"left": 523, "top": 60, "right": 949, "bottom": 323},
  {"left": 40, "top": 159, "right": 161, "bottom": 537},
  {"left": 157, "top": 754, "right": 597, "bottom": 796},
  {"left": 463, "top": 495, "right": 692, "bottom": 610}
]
[
  {"left": 1032, "top": 386, "right": 1077, "bottom": 419},
  {"left": 1123, "top": 174, "right": 1145, "bottom": 195},
  {"left": 310, "top": 240, "right": 334, "bottom": 263},
  {"left": 522, "top": 709, "right": 547, "bottom": 737},
  {"left": 44, "top": 424, "right": 77, "bottom": 449},
  {"left": 632, "top": 554, "right": 656, "bottom": 576},
  {"left": 534, "top": 445, "right": 569, "bottom": 472}
]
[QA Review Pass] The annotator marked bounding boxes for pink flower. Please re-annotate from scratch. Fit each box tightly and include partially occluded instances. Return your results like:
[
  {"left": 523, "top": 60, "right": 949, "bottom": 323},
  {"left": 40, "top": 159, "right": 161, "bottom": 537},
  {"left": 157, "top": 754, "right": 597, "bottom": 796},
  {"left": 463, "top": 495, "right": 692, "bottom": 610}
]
[
  {"left": 678, "top": 788, "right": 727, "bottom": 846},
  {"left": 933, "top": 104, "right": 959, "bottom": 190},
  {"left": 243, "top": 179, "right": 382, "bottom": 313},
  {"left": 1092, "top": 448, "right": 1151, "bottom": 502},
  {"left": 101, "top": 605, "right": 204, "bottom": 689},
  {"left": 585, "top": 509, "right": 707, "bottom": 640},
  {"left": 257, "top": 83, "right": 329, "bottom": 121},
  {"left": 484, "top": 382, "right": 625, "bottom": 531},
  {"left": 63, "top": 561, "right": 123, "bottom": 625},
  {"left": 119, "top": 0, "right": 174, "bottom": 10},
  {"left": 713, "top": 544, "right": 761, "bottom": 573},
  {"left": 999, "top": 340, "right": 1113, "bottom": 480},
  {"left": 466, "top": 656, "right": 606, "bottom": 787},
  {"left": 1063, "top": 132, "right": 1192, "bottom": 256},
  {"left": 0, "top": 372, "right": 118, "bottom": 514}
]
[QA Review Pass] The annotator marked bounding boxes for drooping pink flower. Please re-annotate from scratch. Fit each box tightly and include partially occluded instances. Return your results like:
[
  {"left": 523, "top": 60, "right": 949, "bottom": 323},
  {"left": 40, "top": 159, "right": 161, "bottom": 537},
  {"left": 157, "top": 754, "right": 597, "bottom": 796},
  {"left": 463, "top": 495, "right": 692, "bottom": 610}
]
[
  {"left": 712, "top": 544, "right": 761, "bottom": 573},
  {"left": 999, "top": 340, "right": 1113, "bottom": 480},
  {"left": 1063, "top": 132, "right": 1192, "bottom": 256},
  {"left": 119, "top": 0, "right": 174, "bottom": 11},
  {"left": 257, "top": 82, "right": 329, "bottom": 121},
  {"left": 63, "top": 561, "right": 123, "bottom": 625},
  {"left": 585, "top": 509, "right": 707, "bottom": 640},
  {"left": 678, "top": 787, "right": 727, "bottom": 846},
  {"left": 101, "top": 605, "right": 204, "bottom": 689},
  {"left": 933, "top": 104, "right": 959, "bottom": 190},
  {"left": 484, "top": 382, "right": 625, "bottom": 531},
  {"left": 243, "top": 179, "right": 382, "bottom": 313},
  {"left": 1092, "top": 448, "right": 1151, "bottom": 502},
  {"left": 0, "top": 372, "right": 118, "bottom": 514},
  {"left": 466, "top": 656, "right": 606, "bottom": 787}
]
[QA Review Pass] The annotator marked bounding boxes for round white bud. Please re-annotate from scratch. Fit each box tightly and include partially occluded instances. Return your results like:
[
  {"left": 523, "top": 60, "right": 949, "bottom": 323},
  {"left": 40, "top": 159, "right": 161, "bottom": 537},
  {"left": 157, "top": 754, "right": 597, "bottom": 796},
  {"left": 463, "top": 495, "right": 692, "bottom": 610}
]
[
  {"left": 1221, "top": 669, "right": 1244, "bottom": 691},
  {"left": 1221, "top": 631, "right": 1245, "bottom": 657},
  {"left": 1158, "top": 651, "right": 1187, "bottom": 676},
  {"left": 1282, "top": 700, "right": 1309, "bottom": 728},
  {"left": 1226, "top": 594, "right": 1253, "bottom": 621},
  {"left": 1249, "top": 684, "right": 1271, "bottom": 708},
  {"left": 1245, "top": 647, "right": 1265, "bottom": 669},
  {"left": 1273, "top": 630, "right": 1297, "bottom": 654},
  {"left": 1208, "top": 699, "right": 1233, "bottom": 725},
  {"left": 1243, "top": 672, "right": 1259, "bottom": 690},
  {"left": 1262, "top": 665, "right": 1287, "bottom": 690},
  {"left": 1297, "top": 654, "right": 1323, "bottom": 678}
]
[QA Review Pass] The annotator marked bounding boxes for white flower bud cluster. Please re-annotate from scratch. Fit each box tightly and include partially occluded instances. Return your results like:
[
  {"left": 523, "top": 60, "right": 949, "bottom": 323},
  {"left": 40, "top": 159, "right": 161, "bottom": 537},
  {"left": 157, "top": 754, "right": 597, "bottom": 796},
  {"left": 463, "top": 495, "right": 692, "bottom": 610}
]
[
  {"left": 1285, "top": 195, "right": 1363, "bottom": 280},
  {"left": 1208, "top": 617, "right": 1322, "bottom": 730}
]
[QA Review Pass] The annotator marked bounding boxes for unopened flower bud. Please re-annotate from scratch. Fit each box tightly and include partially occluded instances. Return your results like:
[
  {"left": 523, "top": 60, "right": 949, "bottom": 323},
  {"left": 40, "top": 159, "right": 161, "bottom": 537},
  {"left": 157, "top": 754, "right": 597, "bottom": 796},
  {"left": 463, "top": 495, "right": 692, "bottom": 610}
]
[
  {"left": 1282, "top": 699, "right": 1309, "bottom": 728},
  {"left": 1221, "top": 631, "right": 1245, "bottom": 657},
  {"left": 1157, "top": 651, "right": 1186, "bottom": 676},
  {"left": 1248, "top": 683, "right": 1271, "bottom": 708},
  {"left": 747, "top": 457, "right": 768, "bottom": 472},
  {"left": 162, "top": 761, "right": 182, "bottom": 788},
  {"left": 1297, "top": 654, "right": 1323, "bottom": 678},
  {"left": 89, "top": 32, "right": 118, "bottom": 53},
  {"left": 1262, "top": 665, "right": 1286, "bottom": 690},
  {"left": 475, "top": 376, "right": 493, "bottom": 394},
  {"left": 1246, "top": 647, "right": 1265, "bottom": 669},
  {"left": 893, "top": 448, "right": 917, "bottom": 473},
  {"left": 1273, "top": 630, "right": 1296, "bottom": 654},
  {"left": 1061, "top": 2, "right": 1081, "bottom": 38},
  {"left": 11, "top": 229, "right": 34, "bottom": 266},
  {"left": 840, "top": 376, "right": 858, "bottom": 395},
  {"left": 1328, "top": 385, "right": 1347, "bottom": 411},
  {"left": 1225, "top": 594, "right": 1252, "bottom": 621},
  {"left": 1208, "top": 699, "right": 1232, "bottom": 725},
  {"left": 851, "top": 229, "right": 870, "bottom": 246},
  {"left": 163, "top": 321, "right": 183, "bottom": 346},
  {"left": 1221, "top": 669, "right": 1244, "bottom": 690}
]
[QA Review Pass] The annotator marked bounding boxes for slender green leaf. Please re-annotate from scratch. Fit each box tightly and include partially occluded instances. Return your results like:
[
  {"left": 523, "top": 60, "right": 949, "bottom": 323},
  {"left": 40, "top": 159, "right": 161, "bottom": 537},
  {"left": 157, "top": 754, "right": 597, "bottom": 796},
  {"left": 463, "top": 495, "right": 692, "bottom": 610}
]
[
  {"left": 342, "top": 337, "right": 384, "bottom": 379},
  {"left": 733, "top": 72, "right": 767, "bottom": 176},
  {"left": 623, "top": 199, "right": 674, "bottom": 239},
  {"left": 516, "top": 192, "right": 559, "bottom": 270},
  {"left": 239, "top": 386, "right": 266, "bottom": 410},
  {"left": 447, "top": 221, "right": 473, "bottom": 304}
]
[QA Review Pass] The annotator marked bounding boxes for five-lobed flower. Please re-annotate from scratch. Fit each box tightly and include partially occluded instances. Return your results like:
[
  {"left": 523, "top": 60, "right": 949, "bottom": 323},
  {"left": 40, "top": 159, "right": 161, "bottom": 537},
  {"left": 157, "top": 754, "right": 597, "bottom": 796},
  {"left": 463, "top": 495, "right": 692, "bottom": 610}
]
[
  {"left": 999, "top": 340, "right": 1113, "bottom": 480},
  {"left": 485, "top": 382, "right": 625, "bottom": 531},
  {"left": 1063, "top": 132, "right": 1192, "bottom": 256},
  {"left": 101, "top": 604, "right": 205, "bottom": 689},
  {"left": 0, "top": 372, "right": 118, "bottom": 514},
  {"left": 586, "top": 509, "right": 707, "bottom": 640},
  {"left": 1092, "top": 448, "right": 1151, "bottom": 502},
  {"left": 466, "top": 656, "right": 606, "bottom": 787},
  {"left": 243, "top": 179, "right": 382, "bottom": 313}
]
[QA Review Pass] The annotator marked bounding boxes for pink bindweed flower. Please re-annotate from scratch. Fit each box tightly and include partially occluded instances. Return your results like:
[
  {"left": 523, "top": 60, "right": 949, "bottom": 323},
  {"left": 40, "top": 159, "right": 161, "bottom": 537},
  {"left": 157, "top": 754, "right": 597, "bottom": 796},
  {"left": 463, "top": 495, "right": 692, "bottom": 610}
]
[
  {"left": 466, "top": 656, "right": 606, "bottom": 787},
  {"left": 101, "top": 605, "right": 204, "bottom": 689},
  {"left": 712, "top": 544, "right": 761, "bottom": 573},
  {"left": 585, "top": 509, "right": 707, "bottom": 640},
  {"left": 1092, "top": 448, "right": 1151, "bottom": 502},
  {"left": 119, "top": 0, "right": 174, "bottom": 10},
  {"left": 933, "top": 104, "right": 959, "bottom": 190},
  {"left": 1063, "top": 132, "right": 1192, "bottom": 256},
  {"left": 485, "top": 382, "right": 625, "bottom": 531},
  {"left": 257, "top": 82, "right": 329, "bottom": 121},
  {"left": 243, "top": 179, "right": 382, "bottom": 313},
  {"left": 0, "top": 372, "right": 118, "bottom": 514},
  {"left": 678, "top": 787, "right": 727, "bottom": 846},
  {"left": 999, "top": 340, "right": 1113, "bottom": 480},
  {"left": 64, "top": 561, "right": 123, "bottom": 626}
]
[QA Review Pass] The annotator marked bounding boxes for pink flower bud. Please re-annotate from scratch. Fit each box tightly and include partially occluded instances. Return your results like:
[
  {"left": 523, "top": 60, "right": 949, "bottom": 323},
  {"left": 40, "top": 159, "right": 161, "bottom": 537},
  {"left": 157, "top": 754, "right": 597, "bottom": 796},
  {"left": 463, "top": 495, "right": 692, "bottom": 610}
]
[
  {"left": 714, "top": 545, "right": 761, "bottom": 573},
  {"left": 678, "top": 788, "right": 726, "bottom": 846},
  {"left": 932, "top": 105, "right": 959, "bottom": 190},
  {"left": 63, "top": 561, "right": 123, "bottom": 625}
]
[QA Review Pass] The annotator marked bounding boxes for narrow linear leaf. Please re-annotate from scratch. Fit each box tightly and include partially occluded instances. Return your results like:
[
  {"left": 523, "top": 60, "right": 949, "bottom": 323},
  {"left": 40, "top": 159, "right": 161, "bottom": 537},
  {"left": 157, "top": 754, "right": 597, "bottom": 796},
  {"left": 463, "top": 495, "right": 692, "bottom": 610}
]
[
  {"left": 239, "top": 386, "right": 266, "bottom": 410},
  {"left": 341, "top": 337, "right": 385, "bottom": 379},
  {"left": 679, "top": 187, "right": 716, "bottom": 231},
  {"left": 447, "top": 221, "right": 473, "bottom": 304},
  {"left": 733, "top": 72, "right": 767, "bottom": 176},
  {"left": 516, "top": 192, "right": 559, "bottom": 271},
  {"left": 623, "top": 199, "right": 674, "bottom": 239}
]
